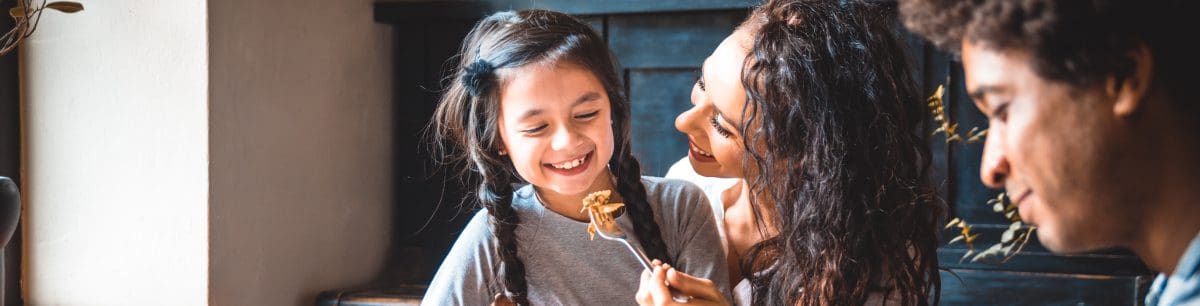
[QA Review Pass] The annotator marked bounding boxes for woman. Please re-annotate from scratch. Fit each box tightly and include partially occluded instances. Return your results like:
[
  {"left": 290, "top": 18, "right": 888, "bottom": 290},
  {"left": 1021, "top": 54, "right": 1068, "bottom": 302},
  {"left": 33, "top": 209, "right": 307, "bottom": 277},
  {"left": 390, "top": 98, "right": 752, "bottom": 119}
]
[{"left": 642, "top": 0, "right": 944, "bottom": 305}]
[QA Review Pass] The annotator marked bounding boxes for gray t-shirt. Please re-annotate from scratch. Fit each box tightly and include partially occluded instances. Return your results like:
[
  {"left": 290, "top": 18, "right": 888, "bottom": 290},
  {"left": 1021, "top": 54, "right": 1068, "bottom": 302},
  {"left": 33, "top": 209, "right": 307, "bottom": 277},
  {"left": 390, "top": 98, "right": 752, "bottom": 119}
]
[{"left": 421, "top": 176, "right": 730, "bottom": 305}]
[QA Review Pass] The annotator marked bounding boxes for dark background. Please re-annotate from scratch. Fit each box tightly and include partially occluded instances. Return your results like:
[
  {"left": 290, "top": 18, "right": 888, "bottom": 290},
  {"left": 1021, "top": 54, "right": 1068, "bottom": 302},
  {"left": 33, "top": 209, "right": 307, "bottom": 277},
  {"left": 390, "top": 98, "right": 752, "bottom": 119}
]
[{"left": 1, "top": 0, "right": 24, "bottom": 304}]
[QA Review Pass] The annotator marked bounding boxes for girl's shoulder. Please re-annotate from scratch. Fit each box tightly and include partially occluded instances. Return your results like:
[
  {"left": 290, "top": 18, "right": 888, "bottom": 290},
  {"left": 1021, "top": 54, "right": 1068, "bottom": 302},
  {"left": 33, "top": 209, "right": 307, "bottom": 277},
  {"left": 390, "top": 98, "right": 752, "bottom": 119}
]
[
  {"left": 639, "top": 175, "right": 705, "bottom": 197},
  {"left": 637, "top": 176, "right": 712, "bottom": 218}
]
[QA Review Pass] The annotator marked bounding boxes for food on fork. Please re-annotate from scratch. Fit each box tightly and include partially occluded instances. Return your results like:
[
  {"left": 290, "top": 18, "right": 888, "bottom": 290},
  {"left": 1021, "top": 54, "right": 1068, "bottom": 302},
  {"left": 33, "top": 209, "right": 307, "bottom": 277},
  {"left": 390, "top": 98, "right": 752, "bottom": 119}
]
[{"left": 581, "top": 190, "right": 624, "bottom": 240}]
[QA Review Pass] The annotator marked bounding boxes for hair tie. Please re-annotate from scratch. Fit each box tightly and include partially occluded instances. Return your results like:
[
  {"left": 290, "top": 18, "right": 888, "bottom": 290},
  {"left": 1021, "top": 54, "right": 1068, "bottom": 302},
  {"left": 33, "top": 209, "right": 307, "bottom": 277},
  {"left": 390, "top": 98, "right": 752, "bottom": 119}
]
[{"left": 462, "top": 59, "right": 496, "bottom": 97}]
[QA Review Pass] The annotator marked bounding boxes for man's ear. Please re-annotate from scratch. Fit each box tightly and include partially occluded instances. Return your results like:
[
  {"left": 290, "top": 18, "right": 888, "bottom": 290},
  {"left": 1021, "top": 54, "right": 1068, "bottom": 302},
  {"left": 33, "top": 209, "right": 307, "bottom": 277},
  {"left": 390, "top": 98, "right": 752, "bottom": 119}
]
[{"left": 1110, "top": 43, "right": 1153, "bottom": 118}]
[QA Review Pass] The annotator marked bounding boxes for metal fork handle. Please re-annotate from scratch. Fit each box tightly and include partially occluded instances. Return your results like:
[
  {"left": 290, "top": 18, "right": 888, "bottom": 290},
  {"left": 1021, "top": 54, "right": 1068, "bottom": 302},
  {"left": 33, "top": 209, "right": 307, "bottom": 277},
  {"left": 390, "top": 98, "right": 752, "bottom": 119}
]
[
  {"left": 620, "top": 240, "right": 692, "bottom": 303},
  {"left": 620, "top": 239, "right": 653, "bottom": 270}
]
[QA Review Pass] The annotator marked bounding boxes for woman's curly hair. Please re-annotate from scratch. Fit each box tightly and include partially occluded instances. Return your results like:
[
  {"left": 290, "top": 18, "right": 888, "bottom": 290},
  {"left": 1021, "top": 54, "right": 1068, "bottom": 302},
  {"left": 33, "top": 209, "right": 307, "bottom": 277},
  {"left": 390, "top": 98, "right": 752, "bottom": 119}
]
[{"left": 740, "top": 1, "right": 944, "bottom": 305}]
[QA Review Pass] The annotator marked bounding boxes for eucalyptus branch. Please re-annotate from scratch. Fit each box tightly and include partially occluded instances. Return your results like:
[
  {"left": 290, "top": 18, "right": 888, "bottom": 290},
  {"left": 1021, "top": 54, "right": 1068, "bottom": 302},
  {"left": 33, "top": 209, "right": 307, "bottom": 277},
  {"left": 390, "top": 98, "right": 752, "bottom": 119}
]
[{"left": 1, "top": 0, "right": 83, "bottom": 56}]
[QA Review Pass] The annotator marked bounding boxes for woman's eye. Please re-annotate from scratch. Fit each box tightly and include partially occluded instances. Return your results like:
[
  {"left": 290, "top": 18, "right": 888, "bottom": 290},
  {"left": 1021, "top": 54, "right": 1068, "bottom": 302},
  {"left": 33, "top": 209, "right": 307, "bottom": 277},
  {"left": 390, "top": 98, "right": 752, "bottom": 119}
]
[
  {"left": 695, "top": 75, "right": 707, "bottom": 91},
  {"left": 522, "top": 124, "right": 548, "bottom": 134},
  {"left": 710, "top": 113, "right": 733, "bottom": 138},
  {"left": 575, "top": 110, "right": 600, "bottom": 120}
]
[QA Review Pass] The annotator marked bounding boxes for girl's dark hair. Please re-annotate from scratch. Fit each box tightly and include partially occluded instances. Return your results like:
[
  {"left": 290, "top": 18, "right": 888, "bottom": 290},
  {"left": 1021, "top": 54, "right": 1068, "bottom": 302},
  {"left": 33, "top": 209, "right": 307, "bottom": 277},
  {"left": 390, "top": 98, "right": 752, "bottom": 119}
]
[
  {"left": 429, "top": 10, "right": 671, "bottom": 305},
  {"left": 739, "top": 1, "right": 943, "bottom": 305}
]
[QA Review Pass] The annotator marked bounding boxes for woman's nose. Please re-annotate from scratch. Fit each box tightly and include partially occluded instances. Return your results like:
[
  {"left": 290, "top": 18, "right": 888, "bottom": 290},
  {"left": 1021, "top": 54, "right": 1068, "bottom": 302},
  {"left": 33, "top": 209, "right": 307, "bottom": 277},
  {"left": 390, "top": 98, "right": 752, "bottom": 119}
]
[{"left": 676, "top": 106, "right": 700, "bottom": 134}]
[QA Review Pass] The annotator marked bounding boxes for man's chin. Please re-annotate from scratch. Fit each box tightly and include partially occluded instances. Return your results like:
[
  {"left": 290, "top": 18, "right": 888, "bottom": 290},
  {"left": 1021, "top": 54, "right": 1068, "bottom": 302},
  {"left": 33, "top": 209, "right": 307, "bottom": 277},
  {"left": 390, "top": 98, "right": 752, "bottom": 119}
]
[{"left": 1036, "top": 226, "right": 1109, "bottom": 254}]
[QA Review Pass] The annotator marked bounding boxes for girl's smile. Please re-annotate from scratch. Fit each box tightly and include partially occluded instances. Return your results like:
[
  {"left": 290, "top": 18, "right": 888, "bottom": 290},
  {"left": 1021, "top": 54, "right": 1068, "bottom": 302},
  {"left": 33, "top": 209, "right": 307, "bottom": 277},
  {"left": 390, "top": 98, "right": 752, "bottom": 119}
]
[{"left": 543, "top": 151, "right": 594, "bottom": 176}]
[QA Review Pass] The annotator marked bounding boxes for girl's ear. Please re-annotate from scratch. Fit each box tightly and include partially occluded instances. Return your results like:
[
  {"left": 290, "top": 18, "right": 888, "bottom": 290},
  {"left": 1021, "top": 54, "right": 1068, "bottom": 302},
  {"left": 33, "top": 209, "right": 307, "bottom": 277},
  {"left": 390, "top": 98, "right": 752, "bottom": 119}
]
[{"left": 499, "top": 148, "right": 508, "bottom": 156}]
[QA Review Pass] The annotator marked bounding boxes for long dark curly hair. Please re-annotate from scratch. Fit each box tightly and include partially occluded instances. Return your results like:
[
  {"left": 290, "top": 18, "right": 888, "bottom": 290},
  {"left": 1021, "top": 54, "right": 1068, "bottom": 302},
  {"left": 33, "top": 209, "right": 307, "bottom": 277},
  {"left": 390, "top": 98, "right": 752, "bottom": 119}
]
[
  {"left": 429, "top": 10, "right": 672, "bottom": 305},
  {"left": 738, "top": 1, "right": 944, "bottom": 305}
]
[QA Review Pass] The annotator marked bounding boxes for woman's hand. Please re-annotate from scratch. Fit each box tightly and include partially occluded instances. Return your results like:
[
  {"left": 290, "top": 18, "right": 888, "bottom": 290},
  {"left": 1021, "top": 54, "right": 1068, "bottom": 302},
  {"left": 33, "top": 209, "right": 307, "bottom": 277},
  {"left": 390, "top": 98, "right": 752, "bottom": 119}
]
[{"left": 636, "top": 261, "right": 730, "bottom": 306}]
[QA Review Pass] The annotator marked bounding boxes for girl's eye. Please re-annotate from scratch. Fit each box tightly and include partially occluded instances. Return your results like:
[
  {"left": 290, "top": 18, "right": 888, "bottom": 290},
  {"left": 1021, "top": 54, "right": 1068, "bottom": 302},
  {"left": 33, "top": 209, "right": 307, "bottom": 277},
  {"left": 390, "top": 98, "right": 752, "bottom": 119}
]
[
  {"left": 695, "top": 75, "right": 707, "bottom": 91},
  {"left": 575, "top": 110, "right": 600, "bottom": 120},
  {"left": 522, "top": 124, "right": 548, "bottom": 134},
  {"left": 710, "top": 113, "right": 733, "bottom": 138}
]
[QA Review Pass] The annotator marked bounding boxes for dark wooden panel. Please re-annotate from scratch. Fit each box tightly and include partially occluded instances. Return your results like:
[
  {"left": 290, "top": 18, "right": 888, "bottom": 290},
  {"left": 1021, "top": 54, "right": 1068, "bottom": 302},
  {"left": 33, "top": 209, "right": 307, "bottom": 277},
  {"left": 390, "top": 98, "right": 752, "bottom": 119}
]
[
  {"left": 607, "top": 11, "right": 746, "bottom": 69},
  {"left": 0, "top": 0, "right": 22, "bottom": 304},
  {"left": 580, "top": 16, "right": 604, "bottom": 37},
  {"left": 937, "top": 223, "right": 1148, "bottom": 275},
  {"left": 376, "top": 0, "right": 757, "bottom": 17},
  {"left": 626, "top": 69, "right": 697, "bottom": 176},
  {"left": 381, "top": 18, "right": 479, "bottom": 287},
  {"left": 374, "top": 1, "right": 488, "bottom": 24},
  {"left": 940, "top": 269, "right": 1149, "bottom": 306},
  {"left": 899, "top": 28, "right": 954, "bottom": 204}
]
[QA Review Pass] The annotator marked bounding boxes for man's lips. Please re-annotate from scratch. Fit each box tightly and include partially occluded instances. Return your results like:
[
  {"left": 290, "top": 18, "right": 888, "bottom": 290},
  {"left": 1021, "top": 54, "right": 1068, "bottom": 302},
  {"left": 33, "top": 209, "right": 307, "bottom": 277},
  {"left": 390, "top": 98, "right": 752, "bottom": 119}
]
[{"left": 1010, "top": 189, "right": 1033, "bottom": 210}]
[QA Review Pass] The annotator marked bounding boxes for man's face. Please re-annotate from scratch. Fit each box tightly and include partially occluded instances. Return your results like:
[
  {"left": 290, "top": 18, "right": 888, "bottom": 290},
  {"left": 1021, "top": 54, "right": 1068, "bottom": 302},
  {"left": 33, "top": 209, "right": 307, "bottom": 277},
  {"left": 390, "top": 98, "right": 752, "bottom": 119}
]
[{"left": 961, "top": 40, "right": 1138, "bottom": 253}]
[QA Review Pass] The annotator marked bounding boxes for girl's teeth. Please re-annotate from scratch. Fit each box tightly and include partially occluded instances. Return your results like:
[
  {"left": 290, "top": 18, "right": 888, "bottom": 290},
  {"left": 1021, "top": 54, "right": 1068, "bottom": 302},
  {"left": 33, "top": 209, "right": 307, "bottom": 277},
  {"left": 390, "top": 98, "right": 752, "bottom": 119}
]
[{"left": 554, "top": 156, "right": 585, "bottom": 169}]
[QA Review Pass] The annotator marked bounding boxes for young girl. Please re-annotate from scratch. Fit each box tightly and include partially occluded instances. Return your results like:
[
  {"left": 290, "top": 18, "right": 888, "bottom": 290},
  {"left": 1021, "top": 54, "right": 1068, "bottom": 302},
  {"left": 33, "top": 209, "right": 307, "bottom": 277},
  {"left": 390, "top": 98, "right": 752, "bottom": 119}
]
[{"left": 422, "top": 10, "right": 729, "bottom": 305}]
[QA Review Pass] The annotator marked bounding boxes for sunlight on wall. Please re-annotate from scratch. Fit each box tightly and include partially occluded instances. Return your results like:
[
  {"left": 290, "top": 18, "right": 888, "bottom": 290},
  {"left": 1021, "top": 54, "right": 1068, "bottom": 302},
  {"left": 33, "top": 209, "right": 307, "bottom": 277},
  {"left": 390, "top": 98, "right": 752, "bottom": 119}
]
[{"left": 21, "top": 0, "right": 209, "bottom": 304}]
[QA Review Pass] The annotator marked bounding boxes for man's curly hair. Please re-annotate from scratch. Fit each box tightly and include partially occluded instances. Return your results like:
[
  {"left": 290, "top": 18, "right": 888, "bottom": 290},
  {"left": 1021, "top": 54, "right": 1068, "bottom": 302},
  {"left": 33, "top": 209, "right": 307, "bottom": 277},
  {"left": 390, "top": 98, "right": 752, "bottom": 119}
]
[{"left": 899, "top": 0, "right": 1197, "bottom": 105}]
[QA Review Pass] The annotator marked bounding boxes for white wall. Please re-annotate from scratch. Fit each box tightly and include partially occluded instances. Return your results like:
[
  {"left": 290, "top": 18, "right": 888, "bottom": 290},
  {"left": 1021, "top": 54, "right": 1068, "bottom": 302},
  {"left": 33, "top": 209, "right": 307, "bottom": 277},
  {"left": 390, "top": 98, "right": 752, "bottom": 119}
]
[
  {"left": 21, "top": 0, "right": 210, "bottom": 304},
  {"left": 21, "top": 0, "right": 394, "bottom": 304},
  {"left": 206, "top": 0, "right": 393, "bottom": 304}
]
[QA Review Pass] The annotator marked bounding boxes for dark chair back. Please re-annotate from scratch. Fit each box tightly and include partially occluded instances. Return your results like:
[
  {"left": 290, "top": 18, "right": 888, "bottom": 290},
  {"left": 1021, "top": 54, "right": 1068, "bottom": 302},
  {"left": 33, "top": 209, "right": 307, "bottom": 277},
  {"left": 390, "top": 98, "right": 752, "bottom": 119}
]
[
  {"left": 0, "top": 177, "right": 18, "bottom": 248},
  {"left": 0, "top": 176, "right": 20, "bottom": 303}
]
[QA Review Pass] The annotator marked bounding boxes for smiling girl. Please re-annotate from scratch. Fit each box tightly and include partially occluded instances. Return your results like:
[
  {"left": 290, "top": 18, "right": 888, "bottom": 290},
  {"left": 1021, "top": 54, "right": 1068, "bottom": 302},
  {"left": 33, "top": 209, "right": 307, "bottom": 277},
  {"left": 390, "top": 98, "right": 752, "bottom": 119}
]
[{"left": 422, "top": 10, "right": 728, "bottom": 306}]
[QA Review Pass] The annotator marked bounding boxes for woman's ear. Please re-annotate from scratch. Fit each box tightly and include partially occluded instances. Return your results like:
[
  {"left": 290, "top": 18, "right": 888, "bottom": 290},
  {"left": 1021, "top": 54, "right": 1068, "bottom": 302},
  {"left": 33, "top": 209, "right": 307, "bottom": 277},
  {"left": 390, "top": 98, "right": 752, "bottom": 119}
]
[{"left": 1110, "top": 43, "right": 1153, "bottom": 118}]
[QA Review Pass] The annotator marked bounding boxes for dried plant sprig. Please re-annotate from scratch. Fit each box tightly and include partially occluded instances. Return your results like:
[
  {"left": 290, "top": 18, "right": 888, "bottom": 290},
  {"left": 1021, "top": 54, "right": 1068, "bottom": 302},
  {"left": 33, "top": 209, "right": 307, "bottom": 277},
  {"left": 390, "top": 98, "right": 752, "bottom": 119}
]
[
  {"left": 966, "top": 126, "right": 988, "bottom": 144},
  {"left": 2, "top": 0, "right": 84, "bottom": 56},
  {"left": 945, "top": 192, "right": 1038, "bottom": 264},
  {"left": 927, "top": 85, "right": 962, "bottom": 144},
  {"left": 927, "top": 84, "right": 991, "bottom": 144}
]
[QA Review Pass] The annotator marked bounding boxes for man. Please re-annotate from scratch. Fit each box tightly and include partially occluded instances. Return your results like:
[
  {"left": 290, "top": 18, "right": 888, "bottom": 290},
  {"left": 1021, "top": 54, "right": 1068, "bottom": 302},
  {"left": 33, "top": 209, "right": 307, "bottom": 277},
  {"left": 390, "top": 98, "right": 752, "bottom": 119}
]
[{"left": 899, "top": 0, "right": 1199, "bottom": 304}]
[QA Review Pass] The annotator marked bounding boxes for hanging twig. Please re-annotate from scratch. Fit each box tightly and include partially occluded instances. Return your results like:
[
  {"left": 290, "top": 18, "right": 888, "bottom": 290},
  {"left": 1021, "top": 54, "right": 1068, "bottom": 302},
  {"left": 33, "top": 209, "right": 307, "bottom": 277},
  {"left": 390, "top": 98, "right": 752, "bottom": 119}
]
[{"left": 1, "top": 0, "right": 84, "bottom": 56}]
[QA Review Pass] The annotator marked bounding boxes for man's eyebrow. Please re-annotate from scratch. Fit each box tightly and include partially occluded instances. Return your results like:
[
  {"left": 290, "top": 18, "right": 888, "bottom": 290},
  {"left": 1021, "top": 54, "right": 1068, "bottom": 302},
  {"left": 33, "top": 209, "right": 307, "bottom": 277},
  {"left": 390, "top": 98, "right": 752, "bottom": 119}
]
[{"left": 969, "top": 85, "right": 1003, "bottom": 101}]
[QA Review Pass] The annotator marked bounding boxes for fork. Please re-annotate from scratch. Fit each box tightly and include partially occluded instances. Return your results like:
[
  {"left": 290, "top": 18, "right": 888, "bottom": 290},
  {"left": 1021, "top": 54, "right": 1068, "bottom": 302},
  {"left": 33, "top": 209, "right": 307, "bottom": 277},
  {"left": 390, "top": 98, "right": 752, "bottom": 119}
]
[{"left": 588, "top": 210, "right": 692, "bottom": 303}]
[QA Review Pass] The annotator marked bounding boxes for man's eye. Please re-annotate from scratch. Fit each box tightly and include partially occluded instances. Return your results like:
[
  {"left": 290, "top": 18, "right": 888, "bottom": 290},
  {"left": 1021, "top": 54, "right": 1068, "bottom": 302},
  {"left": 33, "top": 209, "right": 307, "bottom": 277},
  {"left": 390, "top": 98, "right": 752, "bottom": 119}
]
[{"left": 991, "top": 103, "right": 1010, "bottom": 122}]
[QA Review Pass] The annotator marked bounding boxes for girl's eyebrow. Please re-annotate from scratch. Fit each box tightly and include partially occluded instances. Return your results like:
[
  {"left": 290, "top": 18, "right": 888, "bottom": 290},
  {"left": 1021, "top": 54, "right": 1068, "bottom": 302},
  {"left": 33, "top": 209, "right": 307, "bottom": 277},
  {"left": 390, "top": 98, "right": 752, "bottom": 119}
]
[
  {"left": 572, "top": 91, "right": 601, "bottom": 107},
  {"left": 517, "top": 91, "right": 602, "bottom": 121}
]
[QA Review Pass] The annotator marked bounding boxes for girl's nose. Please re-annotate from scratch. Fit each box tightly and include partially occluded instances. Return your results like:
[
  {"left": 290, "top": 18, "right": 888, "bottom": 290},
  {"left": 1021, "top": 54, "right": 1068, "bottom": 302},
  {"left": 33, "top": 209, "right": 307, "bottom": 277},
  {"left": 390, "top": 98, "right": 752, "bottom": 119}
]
[{"left": 550, "top": 125, "right": 582, "bottom": 152}]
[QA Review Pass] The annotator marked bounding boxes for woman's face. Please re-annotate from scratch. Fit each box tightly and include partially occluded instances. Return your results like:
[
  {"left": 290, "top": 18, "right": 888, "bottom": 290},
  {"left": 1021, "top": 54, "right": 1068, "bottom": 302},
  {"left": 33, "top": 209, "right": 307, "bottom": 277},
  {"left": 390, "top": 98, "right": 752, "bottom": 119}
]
[
  {"left": 496, "top": 62, "right": 616, "bottom": 198},
  {"left": 675, "top": 29, "right": 753, "bottom": 178}
]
